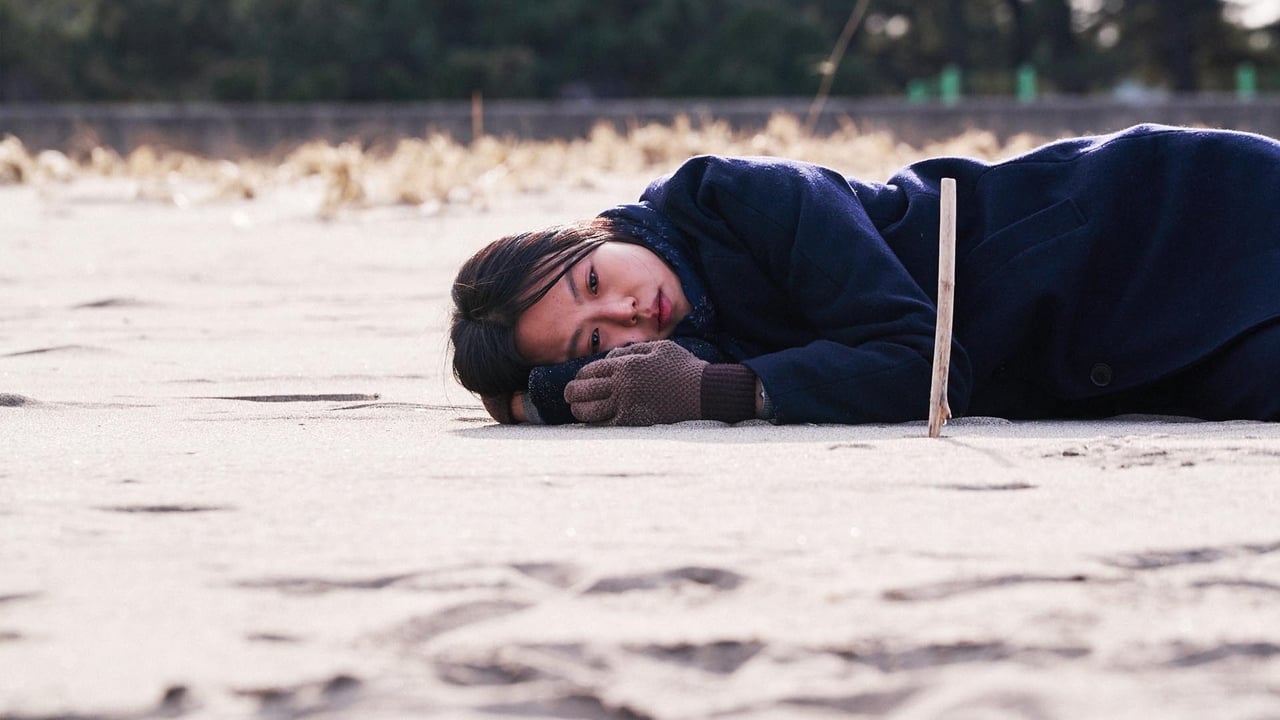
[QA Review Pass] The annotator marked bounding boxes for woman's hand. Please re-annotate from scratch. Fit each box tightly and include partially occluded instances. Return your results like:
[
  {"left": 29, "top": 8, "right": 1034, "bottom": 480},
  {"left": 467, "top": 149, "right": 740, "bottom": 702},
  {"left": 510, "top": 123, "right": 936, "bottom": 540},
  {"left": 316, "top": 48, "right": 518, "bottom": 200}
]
[
  {"left": 481, "top": 393, "right": 523, "bottom": 424},
  {"left": 565, "top": 341, "right": 707, "bottom": 425},
  {"left": 509, "top": 393, "right": 527, "bottom": 423}
]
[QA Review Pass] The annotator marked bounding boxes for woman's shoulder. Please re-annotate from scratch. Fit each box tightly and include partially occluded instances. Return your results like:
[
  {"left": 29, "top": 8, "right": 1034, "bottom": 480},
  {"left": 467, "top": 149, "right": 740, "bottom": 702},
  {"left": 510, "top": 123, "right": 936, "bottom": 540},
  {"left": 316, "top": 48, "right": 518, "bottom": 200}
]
[
  {"left": 643, "top": 154, "right": 850, "bottom": 211},
  {"left": 661, "top": 153, "right": 834, "bottom": 180},
  {"left": 993, "top": 123, "right": 1280, "bottom": 167}
]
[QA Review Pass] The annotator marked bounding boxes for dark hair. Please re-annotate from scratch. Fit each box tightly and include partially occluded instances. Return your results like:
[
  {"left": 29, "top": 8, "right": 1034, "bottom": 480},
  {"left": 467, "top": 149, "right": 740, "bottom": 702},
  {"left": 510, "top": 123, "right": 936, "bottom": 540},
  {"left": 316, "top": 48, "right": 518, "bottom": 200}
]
[{"left": 450, "top": 217, "right": 632, "bottom": 397}]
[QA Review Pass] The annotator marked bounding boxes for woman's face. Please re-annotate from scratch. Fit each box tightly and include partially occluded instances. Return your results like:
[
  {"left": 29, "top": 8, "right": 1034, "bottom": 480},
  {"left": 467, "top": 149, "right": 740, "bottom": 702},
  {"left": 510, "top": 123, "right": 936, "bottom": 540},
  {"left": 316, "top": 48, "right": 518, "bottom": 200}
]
[{"left": 514, "top": 242, "right": 692, "bottom": 365}]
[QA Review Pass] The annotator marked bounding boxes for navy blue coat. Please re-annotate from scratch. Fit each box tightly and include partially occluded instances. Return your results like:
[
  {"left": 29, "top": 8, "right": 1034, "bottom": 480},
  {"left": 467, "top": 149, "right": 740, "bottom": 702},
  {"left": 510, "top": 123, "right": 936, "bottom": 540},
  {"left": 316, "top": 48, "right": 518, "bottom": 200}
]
[{"left": 636, "top": 124, "right": 1280, "bottom": 424}]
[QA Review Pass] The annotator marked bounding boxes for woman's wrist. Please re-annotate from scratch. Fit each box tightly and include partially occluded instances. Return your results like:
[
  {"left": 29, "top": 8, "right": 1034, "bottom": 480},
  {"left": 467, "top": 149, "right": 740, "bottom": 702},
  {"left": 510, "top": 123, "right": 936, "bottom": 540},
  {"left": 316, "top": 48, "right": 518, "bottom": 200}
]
[
  {"left": 756, "top": 379, "right": 775, "bottom": 420},
  {"left": 699, "top": 364, "right": 759, "bottom": 423},
  {"left": 510, "top": 392, "right": 527, "bottom": 423}
]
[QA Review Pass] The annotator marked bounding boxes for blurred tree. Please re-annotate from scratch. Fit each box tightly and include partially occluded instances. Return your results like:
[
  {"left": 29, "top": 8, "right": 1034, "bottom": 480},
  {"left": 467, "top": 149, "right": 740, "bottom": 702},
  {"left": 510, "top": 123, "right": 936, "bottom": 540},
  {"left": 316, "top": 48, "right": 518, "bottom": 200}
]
[
  {"left": 1033, "top": 0, "right": 1092, "bottom": 93},
  {"left": 0, "top": 0, "right": 92, "bottom": 100},
  {"left": 1162, "top": 0, "right": 1201, "bottom": 91},
  {"left": 0, "top": 0, "right": 1270, "bottom": 101},
  {"left": 1079, "top": 0, "right": 1248, "bottom": 93},
  {"left": 1005, "top": 0, "right": 1029, "bottom": 68},
  {"left": 89, "top": 0, "right": 233, "bottom": 99},
  {"left": 945, "top": 0, "right": 970, "bottom": 70}
]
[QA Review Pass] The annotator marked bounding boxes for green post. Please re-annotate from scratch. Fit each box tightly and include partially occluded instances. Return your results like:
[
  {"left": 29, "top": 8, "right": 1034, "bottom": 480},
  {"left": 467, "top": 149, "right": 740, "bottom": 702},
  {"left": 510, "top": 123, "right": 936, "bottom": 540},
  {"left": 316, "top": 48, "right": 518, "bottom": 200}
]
[
  {"left": 940, "top": 65, "right": 962, "bottom": 105},
  {"left": 1016, "top": 64, "right": 1037, "bottom": 103},
  {"left": 907, "top": 79, "right": 930, "bottom": 104},
  {"left": 1237, "top": 63, "right": 1257, "bottom": 100}
]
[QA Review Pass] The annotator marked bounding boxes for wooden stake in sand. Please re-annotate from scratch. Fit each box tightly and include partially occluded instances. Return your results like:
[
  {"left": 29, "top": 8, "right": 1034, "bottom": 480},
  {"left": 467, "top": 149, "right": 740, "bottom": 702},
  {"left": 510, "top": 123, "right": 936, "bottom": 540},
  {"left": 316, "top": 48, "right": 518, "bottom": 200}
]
[{"left": 928, "top": 178, "right": 957, "bottom": 438}]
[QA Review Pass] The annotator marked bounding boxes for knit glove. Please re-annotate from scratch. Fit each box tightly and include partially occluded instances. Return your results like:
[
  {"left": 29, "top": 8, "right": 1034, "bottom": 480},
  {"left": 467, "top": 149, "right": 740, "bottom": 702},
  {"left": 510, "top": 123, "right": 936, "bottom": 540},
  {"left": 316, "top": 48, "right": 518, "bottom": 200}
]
[
  {"left": 526, "top": 336, "right": 730, "bottom": 425},
  {"left": 564, "top": 340, "right": 758, "bottom": 426}
]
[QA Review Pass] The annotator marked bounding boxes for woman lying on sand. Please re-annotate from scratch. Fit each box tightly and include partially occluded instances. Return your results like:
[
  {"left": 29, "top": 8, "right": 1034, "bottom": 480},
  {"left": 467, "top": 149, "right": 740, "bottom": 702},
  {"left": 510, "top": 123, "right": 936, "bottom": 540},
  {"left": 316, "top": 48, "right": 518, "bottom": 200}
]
[{"left": 450, "top": 124, "right": 1280, "bottom": 425}]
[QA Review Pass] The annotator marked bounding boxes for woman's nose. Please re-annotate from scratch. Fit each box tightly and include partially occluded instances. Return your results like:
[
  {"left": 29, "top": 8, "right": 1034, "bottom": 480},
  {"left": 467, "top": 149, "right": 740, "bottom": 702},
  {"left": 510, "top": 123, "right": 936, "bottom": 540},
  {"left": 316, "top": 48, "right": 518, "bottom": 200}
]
[{"left": 600, "top": 297, "right": 638, "bottom": 325}]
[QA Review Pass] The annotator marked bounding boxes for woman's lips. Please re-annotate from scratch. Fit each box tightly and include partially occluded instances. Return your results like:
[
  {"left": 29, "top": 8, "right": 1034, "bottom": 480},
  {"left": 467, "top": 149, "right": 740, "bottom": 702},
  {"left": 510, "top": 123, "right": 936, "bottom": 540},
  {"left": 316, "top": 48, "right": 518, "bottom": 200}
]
[{"left": 656, "top": 291, "right": 670, "bottom": 334}]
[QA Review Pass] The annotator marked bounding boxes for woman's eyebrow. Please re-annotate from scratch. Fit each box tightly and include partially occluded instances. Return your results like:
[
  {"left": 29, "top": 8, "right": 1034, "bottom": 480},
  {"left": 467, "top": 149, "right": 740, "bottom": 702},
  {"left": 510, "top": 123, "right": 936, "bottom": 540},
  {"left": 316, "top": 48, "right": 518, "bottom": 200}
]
[{"left": 565, "top": 269, "right": 581, "bottom": 301}]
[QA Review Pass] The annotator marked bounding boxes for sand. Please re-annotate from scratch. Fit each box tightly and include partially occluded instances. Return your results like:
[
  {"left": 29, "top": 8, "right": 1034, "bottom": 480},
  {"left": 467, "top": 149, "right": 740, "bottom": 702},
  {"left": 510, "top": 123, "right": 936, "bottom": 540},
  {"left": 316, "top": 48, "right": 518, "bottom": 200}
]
[{"left": 3, "top": 171, "right": 1280, "bottom": 720}]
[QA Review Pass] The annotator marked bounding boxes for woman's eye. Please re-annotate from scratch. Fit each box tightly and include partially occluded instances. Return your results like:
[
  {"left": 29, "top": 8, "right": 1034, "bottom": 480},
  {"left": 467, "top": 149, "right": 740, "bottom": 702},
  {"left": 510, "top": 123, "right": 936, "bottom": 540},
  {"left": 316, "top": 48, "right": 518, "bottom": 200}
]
[
  {"left": 587, "top": 268, "right": 598, "bottom": 294},
  {"left": 591, "top": 329, "right": 600, "bottom": 352}
]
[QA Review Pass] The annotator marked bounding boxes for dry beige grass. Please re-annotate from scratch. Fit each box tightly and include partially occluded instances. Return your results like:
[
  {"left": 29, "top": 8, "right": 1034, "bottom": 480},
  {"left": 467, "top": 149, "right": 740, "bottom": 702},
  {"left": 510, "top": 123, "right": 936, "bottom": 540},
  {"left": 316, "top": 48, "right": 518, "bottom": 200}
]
[{"left": 1, "top": 113, "right": 1048, "bottom": 218}]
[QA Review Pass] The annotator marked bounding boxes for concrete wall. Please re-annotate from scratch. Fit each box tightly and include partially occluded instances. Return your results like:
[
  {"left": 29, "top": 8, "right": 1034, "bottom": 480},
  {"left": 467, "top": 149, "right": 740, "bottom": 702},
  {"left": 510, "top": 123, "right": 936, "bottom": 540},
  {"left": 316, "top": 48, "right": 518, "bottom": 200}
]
[{"left": 3, "top": 96, "right": 1280, "bottom": 156}]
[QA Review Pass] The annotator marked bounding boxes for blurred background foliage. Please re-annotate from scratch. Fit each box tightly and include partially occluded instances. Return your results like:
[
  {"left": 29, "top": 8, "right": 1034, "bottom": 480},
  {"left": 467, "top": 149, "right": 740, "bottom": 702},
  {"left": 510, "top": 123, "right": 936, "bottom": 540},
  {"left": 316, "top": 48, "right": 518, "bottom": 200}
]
[{"left": 0, "top": 0, "right": 1276, "bottom": 102}]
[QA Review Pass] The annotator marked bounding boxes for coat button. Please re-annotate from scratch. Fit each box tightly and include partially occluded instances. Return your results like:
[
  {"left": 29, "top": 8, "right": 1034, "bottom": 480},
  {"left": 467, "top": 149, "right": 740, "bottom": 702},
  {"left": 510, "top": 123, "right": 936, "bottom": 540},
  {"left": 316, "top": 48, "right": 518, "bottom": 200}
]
[{"left": 1090, "top": 363, "right": 1113, "bottom": 387}]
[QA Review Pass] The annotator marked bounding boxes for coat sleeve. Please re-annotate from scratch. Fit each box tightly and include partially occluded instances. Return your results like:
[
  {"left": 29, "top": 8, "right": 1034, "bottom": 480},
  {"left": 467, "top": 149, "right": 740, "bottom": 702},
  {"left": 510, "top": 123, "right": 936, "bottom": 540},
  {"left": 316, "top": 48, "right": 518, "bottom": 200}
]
[{"left": 642, "top": 155, "right": 971, "bottom": 424}]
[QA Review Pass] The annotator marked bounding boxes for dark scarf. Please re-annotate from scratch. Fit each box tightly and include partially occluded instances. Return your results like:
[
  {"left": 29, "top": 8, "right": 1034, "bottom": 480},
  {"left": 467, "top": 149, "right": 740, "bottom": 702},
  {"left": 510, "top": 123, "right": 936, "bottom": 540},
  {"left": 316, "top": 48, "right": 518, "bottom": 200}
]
[{"left": 524, "top": 202, "right": 729, "bottom": 424}]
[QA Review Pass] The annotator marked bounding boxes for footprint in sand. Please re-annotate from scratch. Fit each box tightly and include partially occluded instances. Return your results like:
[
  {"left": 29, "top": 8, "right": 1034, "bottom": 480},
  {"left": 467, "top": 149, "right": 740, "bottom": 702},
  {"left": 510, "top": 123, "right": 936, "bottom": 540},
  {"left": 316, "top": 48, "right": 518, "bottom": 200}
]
[
  {"left": 234, "top": 571, "right": 419, "bottom": 596},
  {"left": 1101, "top": 538, "right": 1280, "bottom": 570},
  {"left": 234, "top": 673, "right": 362, "bottom": 716},
  {"left": 624, "top": 640, "right": 763, "bottom": 674},
  {"left": 511, "top": 561, "right": 582, "bottom": 589},
  {"left": 937, "top": 481, "right": 1036, "bottom": 492},
  {"left": 2, "top": 345, "right": 109, "bottom": 357},
  {"left": 882, "top": 573, "right": 1096, "bottom": 602},
  {"left": 477, "top": 693, "right": 648, "bottom": 720},
  {"left": 0, "top": 393, "right": 39, "bottom": 406},
  {"left": 826, "top": 640, "right": 1090, "bottom": 672},
  {"left": 388, "top": 599, "right": 534, "bottom": 646},
  {"left": 197, "top": 393, "right": 380, "bottom": 402},
  {"left": 97, "top": 504, "right": 234, "bottom": 514},
  {"left": 583, "top": 566, "right": 745, "bottom": 594},
  {"left": 72, "top": 297, "right": 151, "bottom": 309},
  {"left": 1165, "top": 641, "right": 1280, "bottom": 667},
  {"left": 777, "top": 687, "right": 922, "bottom": 716}
]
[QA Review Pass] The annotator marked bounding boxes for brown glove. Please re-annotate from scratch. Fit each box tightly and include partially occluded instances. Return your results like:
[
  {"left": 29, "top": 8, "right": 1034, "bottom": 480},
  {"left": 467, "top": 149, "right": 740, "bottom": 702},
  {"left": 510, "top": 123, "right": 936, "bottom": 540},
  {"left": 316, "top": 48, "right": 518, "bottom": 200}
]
[{"left": 564, "top": 340, "right": 758, "bottom": 426}]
